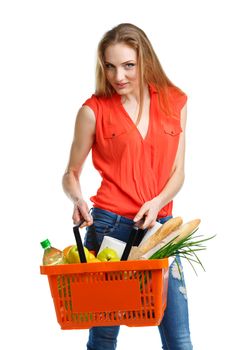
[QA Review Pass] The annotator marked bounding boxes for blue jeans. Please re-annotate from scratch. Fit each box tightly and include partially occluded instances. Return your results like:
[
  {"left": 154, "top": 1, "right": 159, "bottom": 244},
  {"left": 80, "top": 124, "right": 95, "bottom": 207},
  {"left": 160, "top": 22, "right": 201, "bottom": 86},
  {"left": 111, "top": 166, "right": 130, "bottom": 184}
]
[{"left": 84, "top": 207, "right": 193, "bottom": 350}]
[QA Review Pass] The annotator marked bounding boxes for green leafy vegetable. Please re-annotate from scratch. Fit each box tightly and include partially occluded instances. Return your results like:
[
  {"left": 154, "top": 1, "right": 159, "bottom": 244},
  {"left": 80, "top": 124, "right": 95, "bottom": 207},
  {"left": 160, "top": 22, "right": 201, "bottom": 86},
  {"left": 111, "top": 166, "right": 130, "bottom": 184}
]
[{"left": 149, "top": 228, "right": 216, "bottom": 275}]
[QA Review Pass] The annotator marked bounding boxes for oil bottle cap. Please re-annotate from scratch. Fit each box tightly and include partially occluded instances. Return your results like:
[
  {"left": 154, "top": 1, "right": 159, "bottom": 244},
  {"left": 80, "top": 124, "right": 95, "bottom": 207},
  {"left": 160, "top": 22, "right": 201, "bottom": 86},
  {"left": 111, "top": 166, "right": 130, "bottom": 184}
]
[{"left": 40, "top": 239, "right": 51, "bottom": 249}]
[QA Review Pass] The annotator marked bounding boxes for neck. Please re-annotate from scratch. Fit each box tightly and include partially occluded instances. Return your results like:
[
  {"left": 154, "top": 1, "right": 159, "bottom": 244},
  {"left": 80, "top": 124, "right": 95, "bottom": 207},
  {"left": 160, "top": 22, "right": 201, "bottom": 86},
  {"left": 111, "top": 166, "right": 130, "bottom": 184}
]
[{"left": 121, "top": 84, "right": 149, "bottom": 105}]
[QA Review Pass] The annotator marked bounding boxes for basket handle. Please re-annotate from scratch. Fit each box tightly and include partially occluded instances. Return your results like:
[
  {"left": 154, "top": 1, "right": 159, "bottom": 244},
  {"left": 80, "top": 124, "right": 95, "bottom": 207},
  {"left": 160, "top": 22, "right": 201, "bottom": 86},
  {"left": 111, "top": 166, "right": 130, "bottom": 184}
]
[
  {"left": 73, "top": 211, "right": 142, "bottom": 262},
  {"left": 121, "top": 225, "right": 139, "bottom": 261},
  {"left": 73, "top": 215, "right": 91, "bottom": 263}
]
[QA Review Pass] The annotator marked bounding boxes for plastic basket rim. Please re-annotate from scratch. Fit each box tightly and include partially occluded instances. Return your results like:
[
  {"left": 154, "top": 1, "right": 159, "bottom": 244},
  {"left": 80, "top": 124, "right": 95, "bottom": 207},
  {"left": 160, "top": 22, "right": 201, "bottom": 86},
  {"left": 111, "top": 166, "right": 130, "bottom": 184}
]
[{"left": 40, "top": 258, "right": 168, "bottom": 276}]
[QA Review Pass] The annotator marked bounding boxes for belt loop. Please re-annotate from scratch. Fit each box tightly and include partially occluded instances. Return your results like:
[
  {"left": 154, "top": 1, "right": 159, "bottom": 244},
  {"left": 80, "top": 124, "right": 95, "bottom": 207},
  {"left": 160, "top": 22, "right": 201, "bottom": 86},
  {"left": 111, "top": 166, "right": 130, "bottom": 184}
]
[{"left": 114, "top": 214, "right": 121, "bottom": 226}]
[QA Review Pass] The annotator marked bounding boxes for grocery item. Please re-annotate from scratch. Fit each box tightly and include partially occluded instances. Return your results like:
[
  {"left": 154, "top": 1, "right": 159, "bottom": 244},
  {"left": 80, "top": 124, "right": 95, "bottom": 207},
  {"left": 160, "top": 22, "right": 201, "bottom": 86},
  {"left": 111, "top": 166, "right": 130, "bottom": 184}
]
[
  {"left": 40, "top": 239, "right": 64, "bottom": 265},
  {"left": 88, "top": 257, "right": 101, "bottom": 263},
  {"left": 141, "top": 229, "right": 182, "bottom": 259},
  {"left": 97, "top": 247, "right": 120, "bottom": 262},
  {"left": 65, "top": 245, "right": 100, "bottom": 263},
  {"left": 173, "top": 219, "right": 201, "bottom": 243},
  {"left": 97, "top": 236, "right": 126, "bottom": 259},
  {"left": 138, "top": 221, "right": 162, "bottom": 245},
  {"left": 67, "top": 245, "right": 90, "bottom": 263},
  {"left": 128, "top": 216, "right": 183, "bottom": 260},
  {"left": 149, "top": 219, "right": 202, "bottom": 260},
  {"left": 142, "top": 219, "right": 201, "bottom": 259},
  {"left": 87, "top": 251, "right": 102, "bottom": 262},
  {"left": 62, "top": 245, "right": 73, "bottom": 261}
]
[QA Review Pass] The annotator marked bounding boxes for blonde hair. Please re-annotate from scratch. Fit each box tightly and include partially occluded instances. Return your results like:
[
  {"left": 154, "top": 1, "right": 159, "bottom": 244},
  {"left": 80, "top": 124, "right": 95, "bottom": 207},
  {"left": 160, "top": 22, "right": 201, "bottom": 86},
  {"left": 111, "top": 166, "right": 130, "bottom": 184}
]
[{"left": 96, "top": 23, "right": 182, "bottom": 122}]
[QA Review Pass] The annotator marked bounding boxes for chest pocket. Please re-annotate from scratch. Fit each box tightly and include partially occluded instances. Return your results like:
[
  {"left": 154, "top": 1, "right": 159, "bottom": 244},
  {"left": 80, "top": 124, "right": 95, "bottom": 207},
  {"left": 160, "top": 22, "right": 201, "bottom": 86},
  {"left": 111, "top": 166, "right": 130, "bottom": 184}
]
[
  {"left": 103, "top": 124, "right": 127, "bottom": 139},
  {"left": 162, "top": 118, "right": 182, "bottom": 136},
  {"left": 102, "top": 108, "right": 129, "bottom": 139},
  {"left": 103, "top": 115, "right": 130, "bottom": 140},
  {"left": 102, "top": 121, "right": 131, "bottom": 160}
]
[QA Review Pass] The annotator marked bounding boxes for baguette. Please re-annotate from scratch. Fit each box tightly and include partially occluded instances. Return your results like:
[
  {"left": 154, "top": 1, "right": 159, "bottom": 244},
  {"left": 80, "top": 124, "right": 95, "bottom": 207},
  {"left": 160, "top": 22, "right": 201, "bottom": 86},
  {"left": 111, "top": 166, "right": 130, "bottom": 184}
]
[
  {"left": 141, "top": 228, "right": 181, "bottom": 259},
  {"left": 128, "top": 216, "right": 183, "bottom": 260},
  {"left": 173, "top": 219, "right": 201, "bottom": 243},
  {"left": 140, "top": 219, "right": 201, "bottom": 259}
]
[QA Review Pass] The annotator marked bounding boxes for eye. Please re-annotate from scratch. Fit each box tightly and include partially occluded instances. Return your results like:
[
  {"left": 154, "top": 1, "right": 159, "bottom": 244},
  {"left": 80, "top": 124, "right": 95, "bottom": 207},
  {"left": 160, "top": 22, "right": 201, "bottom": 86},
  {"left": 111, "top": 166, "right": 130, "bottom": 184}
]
[
  {"left": 105, "top": 63, "right": 114, "bottom": 69},
  {"left": 125, "top": 63, "right": 135, "bottom": 69}
]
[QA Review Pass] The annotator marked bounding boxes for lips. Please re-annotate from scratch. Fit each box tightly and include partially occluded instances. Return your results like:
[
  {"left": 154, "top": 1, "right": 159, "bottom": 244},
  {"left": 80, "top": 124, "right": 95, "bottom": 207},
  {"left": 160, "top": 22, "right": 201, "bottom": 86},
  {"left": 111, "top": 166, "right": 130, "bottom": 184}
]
[{"left": 116, "top": 82, "right": 128, "bottom": 88}]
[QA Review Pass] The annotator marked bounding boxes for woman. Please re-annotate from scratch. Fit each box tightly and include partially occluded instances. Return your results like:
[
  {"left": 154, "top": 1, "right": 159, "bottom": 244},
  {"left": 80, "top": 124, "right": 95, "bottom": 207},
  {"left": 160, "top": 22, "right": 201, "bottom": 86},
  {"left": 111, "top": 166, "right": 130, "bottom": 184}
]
[{"left": 62, "top": 23, "right": 192, "bottom": 350}]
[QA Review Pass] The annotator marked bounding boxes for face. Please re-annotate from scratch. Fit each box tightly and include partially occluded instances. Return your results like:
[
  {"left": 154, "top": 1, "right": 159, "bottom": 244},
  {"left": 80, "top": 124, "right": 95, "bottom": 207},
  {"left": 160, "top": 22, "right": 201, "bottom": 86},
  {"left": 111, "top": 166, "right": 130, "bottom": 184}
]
[{"left": 104, "top": 43, "right": 139, "bottom": 95}]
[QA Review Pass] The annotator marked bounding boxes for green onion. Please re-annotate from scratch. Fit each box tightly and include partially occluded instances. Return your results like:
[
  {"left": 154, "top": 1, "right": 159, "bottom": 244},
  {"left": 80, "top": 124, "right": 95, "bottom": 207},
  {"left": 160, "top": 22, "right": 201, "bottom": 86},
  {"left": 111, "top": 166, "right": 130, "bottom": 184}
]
[{"left": 149, "top": 228, "right": 216, "bottom": 275}]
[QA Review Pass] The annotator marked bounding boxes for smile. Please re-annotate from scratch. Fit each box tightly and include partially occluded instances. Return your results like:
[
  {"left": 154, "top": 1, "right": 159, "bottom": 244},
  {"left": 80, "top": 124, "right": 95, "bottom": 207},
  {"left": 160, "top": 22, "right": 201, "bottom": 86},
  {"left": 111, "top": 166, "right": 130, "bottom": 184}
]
[{"left": 116, "top": 83, "right": 128, "bottom": 88}]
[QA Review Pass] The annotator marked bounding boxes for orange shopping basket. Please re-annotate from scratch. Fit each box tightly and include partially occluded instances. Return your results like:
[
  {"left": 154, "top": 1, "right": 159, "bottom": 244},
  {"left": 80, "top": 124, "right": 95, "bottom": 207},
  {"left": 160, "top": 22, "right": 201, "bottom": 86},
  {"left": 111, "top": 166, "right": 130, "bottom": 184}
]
[{"left": 40, "top": 221, "right": 169, "bottom": 329}]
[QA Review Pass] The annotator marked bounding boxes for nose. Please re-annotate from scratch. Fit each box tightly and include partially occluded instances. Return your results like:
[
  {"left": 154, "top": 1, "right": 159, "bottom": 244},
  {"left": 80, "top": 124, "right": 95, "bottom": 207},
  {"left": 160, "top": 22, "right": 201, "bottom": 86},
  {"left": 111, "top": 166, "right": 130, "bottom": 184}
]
[{"left": 115, "top": 68, "right": 125, "bottom": 82}]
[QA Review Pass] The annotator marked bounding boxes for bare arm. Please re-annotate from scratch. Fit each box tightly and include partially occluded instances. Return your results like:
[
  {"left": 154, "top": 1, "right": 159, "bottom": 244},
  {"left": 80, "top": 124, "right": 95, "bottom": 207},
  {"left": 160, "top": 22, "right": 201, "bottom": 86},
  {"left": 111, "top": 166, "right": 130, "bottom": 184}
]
[
  {"left": 155, "top": 102, "right": 187, "bottom": 208},
  {"left": 62, "top": 105, "right": 96, "bottom": 225},
  {"left": 134, "top": 103, "right": 187, "bottom": 229}
]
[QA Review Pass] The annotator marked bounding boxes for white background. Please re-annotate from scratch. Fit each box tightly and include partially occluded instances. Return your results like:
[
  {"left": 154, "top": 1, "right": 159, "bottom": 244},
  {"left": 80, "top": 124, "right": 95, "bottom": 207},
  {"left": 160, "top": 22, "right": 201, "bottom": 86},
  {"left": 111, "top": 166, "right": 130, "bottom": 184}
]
[{"left": 1, "top": 0, "right": 241, "bottom": 349}]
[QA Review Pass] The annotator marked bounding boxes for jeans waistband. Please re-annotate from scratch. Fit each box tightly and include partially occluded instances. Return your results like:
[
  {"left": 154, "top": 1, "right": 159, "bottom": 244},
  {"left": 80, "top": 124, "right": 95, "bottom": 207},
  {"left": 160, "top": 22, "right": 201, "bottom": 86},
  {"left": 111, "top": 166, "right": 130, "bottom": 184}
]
[
  {"left": 91, "top": 207, "right": 134, "bottom": 225},
  {"left": 91, "top": 207, "right": 172, "bottom": 225}
]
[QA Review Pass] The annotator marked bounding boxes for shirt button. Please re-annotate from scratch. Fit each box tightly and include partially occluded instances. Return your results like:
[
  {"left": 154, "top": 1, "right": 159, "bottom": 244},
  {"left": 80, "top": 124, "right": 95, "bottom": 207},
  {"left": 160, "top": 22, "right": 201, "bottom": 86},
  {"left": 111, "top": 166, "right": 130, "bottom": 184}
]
[{"left": 112, "top": 133, "right": 115, "bottom": 137}]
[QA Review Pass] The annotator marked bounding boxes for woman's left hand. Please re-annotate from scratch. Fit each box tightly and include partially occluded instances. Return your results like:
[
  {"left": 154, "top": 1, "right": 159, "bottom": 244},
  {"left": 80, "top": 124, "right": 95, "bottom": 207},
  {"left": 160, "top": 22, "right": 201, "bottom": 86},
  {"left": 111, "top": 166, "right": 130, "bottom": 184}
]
[{"left": 133, "top": 197, "right": 161, "bottom": 229}]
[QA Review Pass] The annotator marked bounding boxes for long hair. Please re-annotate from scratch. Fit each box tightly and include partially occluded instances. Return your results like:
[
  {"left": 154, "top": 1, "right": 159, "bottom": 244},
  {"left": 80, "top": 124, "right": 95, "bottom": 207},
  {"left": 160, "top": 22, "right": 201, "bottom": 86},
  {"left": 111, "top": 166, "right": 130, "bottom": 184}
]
[{"left": 96, "top": 23, "right": 182, "bottom": 122}]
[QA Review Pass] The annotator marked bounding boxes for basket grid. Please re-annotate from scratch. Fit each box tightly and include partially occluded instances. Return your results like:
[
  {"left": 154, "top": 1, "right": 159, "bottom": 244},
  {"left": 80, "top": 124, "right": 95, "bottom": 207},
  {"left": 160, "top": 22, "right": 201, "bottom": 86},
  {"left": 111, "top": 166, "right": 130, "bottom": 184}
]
[{"left": 41, "top": 259, "right": 168, "bottom": 329}]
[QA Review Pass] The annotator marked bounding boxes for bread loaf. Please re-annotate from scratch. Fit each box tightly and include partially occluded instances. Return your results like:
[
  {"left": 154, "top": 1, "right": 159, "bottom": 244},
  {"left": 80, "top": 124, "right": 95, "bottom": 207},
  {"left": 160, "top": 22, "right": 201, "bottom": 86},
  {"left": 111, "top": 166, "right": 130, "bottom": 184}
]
[
  {"left": 128, "top": 216, "right": 183, "bottom": 260},
  {"left": 173, "top": 219, "right": 201, "bottom": 243}
]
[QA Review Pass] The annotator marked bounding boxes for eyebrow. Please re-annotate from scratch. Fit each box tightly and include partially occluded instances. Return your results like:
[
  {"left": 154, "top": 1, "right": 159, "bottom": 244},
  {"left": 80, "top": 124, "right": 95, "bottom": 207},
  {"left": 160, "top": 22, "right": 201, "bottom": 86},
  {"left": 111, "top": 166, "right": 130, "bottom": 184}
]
[{"left": 104, "top": 60, "right": 135, "bottom": 66}]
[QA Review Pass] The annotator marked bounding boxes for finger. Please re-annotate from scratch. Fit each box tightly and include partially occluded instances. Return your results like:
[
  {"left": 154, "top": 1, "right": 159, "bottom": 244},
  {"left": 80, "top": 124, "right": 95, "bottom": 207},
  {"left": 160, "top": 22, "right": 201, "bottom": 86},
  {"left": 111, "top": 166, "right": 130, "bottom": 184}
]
[
  {"left": 86, "top": 215, "right": 93, "bottom": 226},
  {"left": 75, "top": 201, "right": 91, "bottom": 221},
  {"left": 149, "top": 220, "right": 157, "bottom": 228},
  {"left": 139, "top": 220, "right": 149, "bottom": 230},
  {"left": 72, "top": 205, "right": 83, "bottom": 223},
  {"left": 140, "top": 216, "right": 156, "bottom": 230},
  {"left": 133, "top": 207, "right": 147, "bottom": 223},
  {"left": 72, "top": 207, "right": 80, "bottom": 219},
  {"left": 79, "top": 216, "right": 93, "bottom": 228},
  {"left": 82, "top": 210, "right": 92, "bottom": 223},
  {"left": 134, "top": 218, "right": 145, "bottom": 229},
  {"left": 73, "top": 217, "right": 80, "bottom": 225},
  {"left": 79, "top": 221, "right": 88, "bottom": 228},
  {"left": 76, "top": 208, "right": 93, "bottom": 227},
  {"left": 72, "top": 212, "right": 81, "bottom": 225}
]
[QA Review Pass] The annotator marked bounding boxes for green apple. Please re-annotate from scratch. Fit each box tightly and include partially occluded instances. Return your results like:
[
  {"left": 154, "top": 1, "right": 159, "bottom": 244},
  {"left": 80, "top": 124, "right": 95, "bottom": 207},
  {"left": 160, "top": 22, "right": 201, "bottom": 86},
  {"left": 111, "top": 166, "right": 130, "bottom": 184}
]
[
  {"left": 88, "top": 251, "right": 96, "bottom": 261},
  {"left": 97, "top": 247, "right": 120, "bottom": 262},
  {"left": 67, "top": 245, "right": 90, "bottom": 263}
]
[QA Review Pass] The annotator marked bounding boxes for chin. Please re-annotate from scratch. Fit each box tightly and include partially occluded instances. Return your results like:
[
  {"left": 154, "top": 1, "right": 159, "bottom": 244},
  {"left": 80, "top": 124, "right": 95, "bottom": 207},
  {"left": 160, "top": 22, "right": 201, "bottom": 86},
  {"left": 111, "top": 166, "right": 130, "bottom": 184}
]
[
  {"left": 116, "top": 90, "right": 127, "bottom": 95},
  {"left": 115, "top": 86, "right": 132, "bottom": 95}
]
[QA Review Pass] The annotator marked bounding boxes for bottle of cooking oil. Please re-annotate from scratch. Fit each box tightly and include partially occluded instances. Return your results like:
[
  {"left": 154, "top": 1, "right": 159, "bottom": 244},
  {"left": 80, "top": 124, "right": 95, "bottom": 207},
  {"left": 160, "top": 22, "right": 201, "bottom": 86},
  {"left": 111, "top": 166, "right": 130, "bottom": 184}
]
[{"left": 40, "top": 239, "right": 64, "bottom": 265}]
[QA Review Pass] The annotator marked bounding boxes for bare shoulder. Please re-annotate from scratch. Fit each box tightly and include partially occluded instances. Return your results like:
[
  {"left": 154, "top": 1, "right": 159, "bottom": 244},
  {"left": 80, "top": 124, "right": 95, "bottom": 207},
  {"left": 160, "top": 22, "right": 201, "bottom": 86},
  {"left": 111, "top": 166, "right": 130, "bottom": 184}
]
[
  {"left": 74, "top": 105, "right": 96, "bottom": 137},
  {"left": 180, "top": 101, "right": 187, "bottom": 130},
  {"left": 76, "top": 105, "right": 96, "bottom": 127}
]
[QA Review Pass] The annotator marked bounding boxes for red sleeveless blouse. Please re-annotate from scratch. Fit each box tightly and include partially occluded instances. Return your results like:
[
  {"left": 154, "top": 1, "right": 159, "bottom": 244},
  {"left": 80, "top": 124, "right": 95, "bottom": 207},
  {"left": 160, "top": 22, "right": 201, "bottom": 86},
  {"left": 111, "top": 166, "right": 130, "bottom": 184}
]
[{"left": 82, "top": 84, "right": 187, "bottom": 219}]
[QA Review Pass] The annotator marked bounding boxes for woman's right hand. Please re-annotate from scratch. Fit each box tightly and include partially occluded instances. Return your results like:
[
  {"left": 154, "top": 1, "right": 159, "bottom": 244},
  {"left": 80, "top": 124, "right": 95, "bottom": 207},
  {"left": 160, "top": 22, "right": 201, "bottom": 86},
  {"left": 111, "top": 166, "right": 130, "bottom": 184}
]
[{"left": 72, "top": 199, "right": 93, "bottom": 227}]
